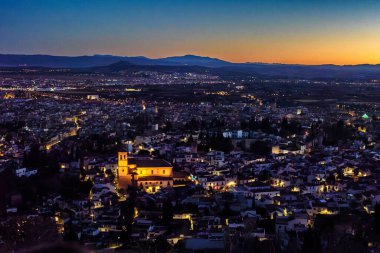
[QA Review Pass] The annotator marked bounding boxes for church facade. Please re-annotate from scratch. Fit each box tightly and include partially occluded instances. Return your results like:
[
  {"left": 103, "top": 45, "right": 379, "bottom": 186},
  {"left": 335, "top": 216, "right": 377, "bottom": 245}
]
[{"left": 117, "top": 152, "right": 173, "bottom": 193}]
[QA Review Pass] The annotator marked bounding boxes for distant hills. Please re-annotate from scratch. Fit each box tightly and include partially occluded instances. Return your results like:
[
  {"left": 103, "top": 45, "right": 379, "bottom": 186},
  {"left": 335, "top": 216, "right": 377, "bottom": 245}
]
[
  {"left": 1, "top": 53, "right": 380, "bottom": 79},
  {"left": 160, "top": 55, "right": 233, "bottom": 67},
  {"left": 0, "top": 54, "right": 232, "bottom": 68}
]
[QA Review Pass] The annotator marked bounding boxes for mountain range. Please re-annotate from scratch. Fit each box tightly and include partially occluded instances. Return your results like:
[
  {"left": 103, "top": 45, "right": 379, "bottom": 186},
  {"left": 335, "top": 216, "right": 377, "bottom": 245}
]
[
  {"left": 0, "top": 54, "right": 232, "bottom": 68},
  {"left": 1, "top": 54, "right": 380, "bottom": 79}
]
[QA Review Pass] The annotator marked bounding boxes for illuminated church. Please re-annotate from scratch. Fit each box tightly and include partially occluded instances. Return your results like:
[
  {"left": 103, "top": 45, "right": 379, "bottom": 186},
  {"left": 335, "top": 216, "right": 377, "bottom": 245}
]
[{"left": 117, "top": 152, "right": 173, "bottom": 193}]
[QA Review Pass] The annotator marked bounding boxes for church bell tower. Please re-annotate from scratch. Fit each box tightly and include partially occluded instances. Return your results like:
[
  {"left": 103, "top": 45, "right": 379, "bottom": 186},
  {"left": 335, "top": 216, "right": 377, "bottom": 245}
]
[{"left": 118, "top": 152, "right": 129, "bottom": 177}]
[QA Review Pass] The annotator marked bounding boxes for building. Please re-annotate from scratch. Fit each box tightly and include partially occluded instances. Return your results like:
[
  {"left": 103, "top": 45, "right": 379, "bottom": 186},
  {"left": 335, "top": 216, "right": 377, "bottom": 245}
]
[
  {"left": 15, "top": 168, "right": 38, "bottom": 177},
  {"left": 117, "top": 152, "right": 173, "bottom": 193},
  {"left": 87, "top": 94, "right": 99, "bottom": 100},
  {"left": 207, "top": 151, "right": 225, "bottom": 167}
]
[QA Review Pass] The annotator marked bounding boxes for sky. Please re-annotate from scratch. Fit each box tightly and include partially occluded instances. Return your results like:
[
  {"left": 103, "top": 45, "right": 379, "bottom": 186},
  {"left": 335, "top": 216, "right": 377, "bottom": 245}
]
[{"left": 1, "top": 0, "right": 380, "bottom": 65}]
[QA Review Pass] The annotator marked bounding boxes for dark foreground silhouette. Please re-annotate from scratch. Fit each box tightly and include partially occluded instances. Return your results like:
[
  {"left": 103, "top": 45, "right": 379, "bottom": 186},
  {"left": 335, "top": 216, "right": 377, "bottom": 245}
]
[{"left": 17, "top": 243, "right": 92, "bottom": 253}]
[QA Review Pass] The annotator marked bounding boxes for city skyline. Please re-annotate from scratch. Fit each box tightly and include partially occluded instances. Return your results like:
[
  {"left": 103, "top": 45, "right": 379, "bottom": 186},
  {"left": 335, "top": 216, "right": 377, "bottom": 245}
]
[
  {"left": 1, "top": 0, "right": 380, "bottom": 65},
  {"left": 1, "top": 1, "right": 380, "bottom": 251}
]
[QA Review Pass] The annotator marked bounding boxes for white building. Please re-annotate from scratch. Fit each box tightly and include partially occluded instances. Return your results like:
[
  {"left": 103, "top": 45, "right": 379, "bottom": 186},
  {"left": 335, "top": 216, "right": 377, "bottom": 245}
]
[{"left": 15, "top": 168, "right": 38, "bottom": 177}]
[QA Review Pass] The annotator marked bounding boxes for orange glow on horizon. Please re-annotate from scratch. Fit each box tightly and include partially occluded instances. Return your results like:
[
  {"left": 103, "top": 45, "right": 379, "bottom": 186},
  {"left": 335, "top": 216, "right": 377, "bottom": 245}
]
[{"left": 110, "top": 26, "right": 380, "bottom": 65}]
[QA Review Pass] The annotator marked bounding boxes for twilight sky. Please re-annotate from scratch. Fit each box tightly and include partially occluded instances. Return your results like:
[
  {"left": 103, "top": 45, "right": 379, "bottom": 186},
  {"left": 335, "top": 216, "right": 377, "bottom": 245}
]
[{"left": 1, "top": 0, "right": 380, "bottom": 64}]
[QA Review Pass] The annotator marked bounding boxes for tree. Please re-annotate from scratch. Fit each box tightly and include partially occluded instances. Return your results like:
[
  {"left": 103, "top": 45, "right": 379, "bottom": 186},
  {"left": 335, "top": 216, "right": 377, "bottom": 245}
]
[
  {"left": 208, "top": 136, "right": 234, "bottom": 153},
  {"left": 258, "top": 170, "right": 271, "bottom": 181},
  {"left": 250, "top": 141, "right": 271, "bottom": 156},
  {"left": 251, "top": 198, "right": 256, "bottom": 209},
  {"left": 23, "top": 144, "right": 47, "bottom": 169},
  {"left": 261, "top": 117, "right": 271, "bottom": 132},
  {"left": 137, "top": 149, "right": 150, "bottom": 156},
  {"left": 281, "top": 117, "right": 289, "bottom": 129},
  {"left": 163, "top": 121, "right": 172, "bottom": 133},
  {"left": 121, "top": 185, "right": 137, "bottom": 244},
  {"left": 302, "top": 228, "right": 321, "bottom": 253},
  {"left": 150, "top": 235, "right": 171, "bottom": 253},
  {"left": 185, "top": 118, "right": 199, "bottom": 131},
  {"left": 374, "top": 204, "right": 380, "bottom": 234},
  {"left": 187, "top": 135, "right": 194, "bottom": 144},
  {"left": 221, "top": 202, "right": 235, "bottom": 218},
  {"left": 162, "top": 199, "right": 174, "bottom": 225}
]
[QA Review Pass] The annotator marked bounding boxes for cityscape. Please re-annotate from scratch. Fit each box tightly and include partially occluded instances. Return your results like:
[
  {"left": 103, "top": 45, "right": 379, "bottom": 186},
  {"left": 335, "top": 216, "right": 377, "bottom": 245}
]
[{"left": 1, "top": 1, "right": 380, "bottom": 253}]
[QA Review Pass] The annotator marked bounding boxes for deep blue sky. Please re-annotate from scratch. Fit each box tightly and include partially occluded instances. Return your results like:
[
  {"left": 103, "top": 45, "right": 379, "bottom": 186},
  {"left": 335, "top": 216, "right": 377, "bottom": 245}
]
[{"left": 1, "top": 0, "right": 379, "bottom": 64}]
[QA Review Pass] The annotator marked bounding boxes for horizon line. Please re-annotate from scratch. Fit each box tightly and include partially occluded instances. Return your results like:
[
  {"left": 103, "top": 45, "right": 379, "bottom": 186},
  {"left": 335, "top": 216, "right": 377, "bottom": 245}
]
[{"left": 0, "top": 52, "right": 379, "bottom": 67}]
